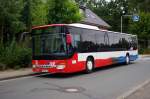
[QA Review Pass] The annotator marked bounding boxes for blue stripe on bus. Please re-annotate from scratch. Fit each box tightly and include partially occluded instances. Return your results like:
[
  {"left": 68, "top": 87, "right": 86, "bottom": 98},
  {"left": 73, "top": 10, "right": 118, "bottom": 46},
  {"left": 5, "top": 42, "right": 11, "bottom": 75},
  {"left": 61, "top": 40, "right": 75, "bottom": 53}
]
[
  {"left": 117, "top": 55, "right": 138, "bottom": 63},
  {"left": 117, "top": 56, "right": 126, "bottom": 63},
  {"left": 130, "top": 55, "right": 138, "bottom": 61}
]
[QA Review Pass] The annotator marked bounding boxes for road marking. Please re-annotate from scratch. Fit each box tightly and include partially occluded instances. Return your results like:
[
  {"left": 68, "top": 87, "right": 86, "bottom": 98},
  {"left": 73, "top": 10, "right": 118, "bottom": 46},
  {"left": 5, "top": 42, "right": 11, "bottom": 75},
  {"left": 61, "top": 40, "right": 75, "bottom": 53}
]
[
  {"left": 0, "top": 73, "right": 51, "bottom": 83},
  {"left": 116, "top": 79, "right": 150, "bottom": 99},
  {"left": 65, "top": 88, "right": 79, "bottom": 92}
]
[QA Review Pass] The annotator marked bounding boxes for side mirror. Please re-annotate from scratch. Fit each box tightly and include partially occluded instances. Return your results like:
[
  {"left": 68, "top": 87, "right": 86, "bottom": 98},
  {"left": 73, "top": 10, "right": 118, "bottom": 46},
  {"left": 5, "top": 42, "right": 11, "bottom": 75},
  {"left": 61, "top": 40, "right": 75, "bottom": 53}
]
[
  {"left": 20, "top": 32, "right": 30, "bottom": 42},
  {"left": 66, "top": 34, "right": 72, "bottom": 44}
]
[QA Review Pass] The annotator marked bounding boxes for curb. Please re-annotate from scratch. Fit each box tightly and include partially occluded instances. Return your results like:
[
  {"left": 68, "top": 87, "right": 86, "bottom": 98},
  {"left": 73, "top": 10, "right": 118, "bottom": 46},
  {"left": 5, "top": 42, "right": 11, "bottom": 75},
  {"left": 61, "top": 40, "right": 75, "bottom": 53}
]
[
  {"left": 0, "top": 72, "right": 43, "bottom": 81},
  {"left": 139, "top": 55, "right": 150, "bottom": 58},
  {"left": 116, "top": 79, "right": 150, "bottom": 99},
  {"left": 0, "top": 73, "right": 34, "bottom": 81}
]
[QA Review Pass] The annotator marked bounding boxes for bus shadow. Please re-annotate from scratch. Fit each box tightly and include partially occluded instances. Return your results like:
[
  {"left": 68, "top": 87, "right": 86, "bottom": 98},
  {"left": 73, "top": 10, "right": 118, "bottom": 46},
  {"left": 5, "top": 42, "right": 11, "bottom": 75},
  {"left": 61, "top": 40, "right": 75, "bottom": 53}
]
[
  {"left": 94, "top": 62, "right": 135, "bottom": 72},
  {"left": 36, "top": 71, "right": 85, "bottom": 79},
  {"left": 36, "top": 62, "right": 136, "bottom": 79}
]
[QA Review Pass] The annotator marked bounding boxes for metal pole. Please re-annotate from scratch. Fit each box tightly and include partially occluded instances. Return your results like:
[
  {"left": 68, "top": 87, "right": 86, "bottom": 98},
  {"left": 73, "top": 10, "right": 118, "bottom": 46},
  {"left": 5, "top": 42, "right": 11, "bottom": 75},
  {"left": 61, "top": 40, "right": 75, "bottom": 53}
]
[{"left": 121, "top": 15, "right": 122, "bottom": 33}]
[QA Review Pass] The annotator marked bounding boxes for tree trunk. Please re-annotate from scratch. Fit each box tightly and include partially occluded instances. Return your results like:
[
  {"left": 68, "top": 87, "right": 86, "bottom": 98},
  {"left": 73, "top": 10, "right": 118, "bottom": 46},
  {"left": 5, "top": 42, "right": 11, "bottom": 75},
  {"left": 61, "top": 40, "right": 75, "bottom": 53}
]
[
  {"left": 148, "top": 40, "right": 150, "bottom": 49},
  {"left": 0, "top": 24, "right": 4, "bottom": 44}
]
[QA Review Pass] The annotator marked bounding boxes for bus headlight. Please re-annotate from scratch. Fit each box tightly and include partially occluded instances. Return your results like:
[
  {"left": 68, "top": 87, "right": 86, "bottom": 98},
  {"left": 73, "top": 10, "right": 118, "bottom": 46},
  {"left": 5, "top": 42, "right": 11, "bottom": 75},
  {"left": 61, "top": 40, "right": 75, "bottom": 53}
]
[
  {"left": 33, "top": 65, "right": 36, "bottom": 68},
  {"left": 56, "top": 65, "right": 65, "bottom": 69}
]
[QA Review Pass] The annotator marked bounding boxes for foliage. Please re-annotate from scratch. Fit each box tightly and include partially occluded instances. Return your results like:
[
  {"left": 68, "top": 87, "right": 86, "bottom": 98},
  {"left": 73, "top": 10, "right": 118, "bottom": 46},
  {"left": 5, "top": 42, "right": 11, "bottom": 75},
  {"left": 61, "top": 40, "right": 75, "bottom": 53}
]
[
  {"left": 129, "top": 12, "right": 150, "bottom": 39},
  {"left": 21, "top": 0, "right": 48, "bottom": 31},
  {"left": 0, "top": 0, "right": 82, "bottom": 70},
  {"left": 0, "top": 40, "right": 32, "bottom": 70},
  {"left": 77, "top": 0, "right": 150, "bottom": 39},
  {"left": 78, "top": 0, "right": 130, "bottom": 32},
  {"left": 0, "top": 0, "right": 25, "bottom": 43},
  {"left": 21, "top": 0, "right": 32, "bottom": 31},
  {"left": 139, "top": 48, "right": 150, "bottom": 54},
  {"left": 128, "top": 0, "right": 150, "bottom": 13},
  {"left": 31, "top": 0, "right": 48, "bottom": 26},
  {"left": 0, "top": 0, "right": 82, "bottom": 44},
  {"left": 47, "top": 0, "right": 82, "bottom": 24}
]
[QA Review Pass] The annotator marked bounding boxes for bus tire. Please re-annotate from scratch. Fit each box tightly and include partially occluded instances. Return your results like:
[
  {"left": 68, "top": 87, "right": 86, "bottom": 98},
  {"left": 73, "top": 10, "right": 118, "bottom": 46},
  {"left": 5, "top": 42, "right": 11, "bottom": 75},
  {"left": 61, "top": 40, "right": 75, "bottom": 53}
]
[
  {"left": 85, "top": 58, "right": 94, "bottom": 73},
  {"left": 125, "top": 55, "right": 130, "bottom": 65}
]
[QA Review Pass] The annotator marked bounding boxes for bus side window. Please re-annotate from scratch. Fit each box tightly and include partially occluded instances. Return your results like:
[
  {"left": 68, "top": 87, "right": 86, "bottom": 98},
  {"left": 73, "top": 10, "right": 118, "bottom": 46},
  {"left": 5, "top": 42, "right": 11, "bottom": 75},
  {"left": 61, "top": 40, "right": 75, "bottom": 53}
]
[
  {"left": 68, "top": 26, "right": 81, "bottom": 52},
  {"left": 72, "top": 34, "right": 81, "bottom": 50},
  {"left": 75, "top": 35, "right": 80, "bottom": 47}
]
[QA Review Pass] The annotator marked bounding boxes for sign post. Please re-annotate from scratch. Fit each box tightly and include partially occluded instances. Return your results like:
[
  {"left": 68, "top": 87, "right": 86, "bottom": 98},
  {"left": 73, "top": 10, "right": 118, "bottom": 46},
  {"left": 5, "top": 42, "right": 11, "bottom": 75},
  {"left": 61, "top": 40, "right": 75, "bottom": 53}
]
[
  {"left": 121, "top": 14, "right": 139, "bottom": 33},
  {"left": 132, "top": 15, "right": 140, "bottom": 22}
]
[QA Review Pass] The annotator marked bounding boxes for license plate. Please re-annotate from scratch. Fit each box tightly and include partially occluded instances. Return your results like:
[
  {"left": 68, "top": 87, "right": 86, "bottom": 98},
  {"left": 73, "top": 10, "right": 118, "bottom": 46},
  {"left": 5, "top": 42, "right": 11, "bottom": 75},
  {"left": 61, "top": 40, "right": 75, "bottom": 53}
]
[{"left": 42, "top": 69, "right": 48, "bottom": 72}]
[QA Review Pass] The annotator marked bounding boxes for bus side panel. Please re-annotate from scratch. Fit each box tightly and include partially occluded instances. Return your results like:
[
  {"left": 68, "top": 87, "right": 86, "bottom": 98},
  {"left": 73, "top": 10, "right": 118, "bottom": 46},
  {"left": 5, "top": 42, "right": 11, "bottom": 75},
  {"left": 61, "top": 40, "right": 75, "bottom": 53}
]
[
  {"left": 130, "top": 55, "right": 138, "bottom": 61},
  {"left": 78, "top": 52, "right": 114, "bottom": 68},
  {"left": 95, "top": 58, "right": 113, "bottom": 68},
  {"left": 64, "top": 53, "right": 86, "bottom": 73},
  {"left": 77, "top": 50, "right": 138, "bottom": 69}
]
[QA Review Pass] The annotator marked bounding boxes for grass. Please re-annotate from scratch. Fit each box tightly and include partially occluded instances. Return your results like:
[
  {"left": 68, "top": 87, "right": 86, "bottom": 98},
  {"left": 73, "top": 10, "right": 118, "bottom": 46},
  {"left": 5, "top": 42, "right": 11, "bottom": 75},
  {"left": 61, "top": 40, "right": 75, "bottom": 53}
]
[{"left": 139, "top": 48, "right": 150, "bottom": 55}]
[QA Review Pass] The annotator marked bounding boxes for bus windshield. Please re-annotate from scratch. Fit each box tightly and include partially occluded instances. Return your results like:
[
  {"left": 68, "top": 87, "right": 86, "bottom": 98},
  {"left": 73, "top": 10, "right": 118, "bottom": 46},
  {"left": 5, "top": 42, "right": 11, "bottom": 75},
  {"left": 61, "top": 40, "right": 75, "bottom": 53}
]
[{"left": 32, "top": 26, "right": 67, "bottom": 57}]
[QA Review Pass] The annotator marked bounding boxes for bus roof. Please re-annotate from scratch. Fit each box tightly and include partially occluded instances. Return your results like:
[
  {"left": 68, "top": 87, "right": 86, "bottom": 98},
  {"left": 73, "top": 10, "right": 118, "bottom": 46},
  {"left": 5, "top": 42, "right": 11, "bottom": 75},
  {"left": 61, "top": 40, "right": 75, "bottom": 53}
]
[
  {"left": 99, "top": 29, "right": 137, "bottom": 36},
  {"left": 68, "top": 23, "right": 137, "bottom": 37},
  {"left": 32, "top": 23, "right": 137, "bottom": 37},
  {"left": 68, "top": 23, "right": 100, "bottom": 30},
  {"left": 32, "top": 23, "right": 100, "bottom": 30},
  {"left": 32, "top": 24, "right": 66, "bottom": 30}
]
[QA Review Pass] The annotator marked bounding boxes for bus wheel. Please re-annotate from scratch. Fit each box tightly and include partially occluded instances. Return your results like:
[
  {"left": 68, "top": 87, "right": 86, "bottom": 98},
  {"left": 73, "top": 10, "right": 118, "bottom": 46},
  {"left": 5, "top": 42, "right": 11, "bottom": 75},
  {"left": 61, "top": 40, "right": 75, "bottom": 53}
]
[
  {"left": 125, "top": 55, "right": 130, "bottom": 65},
  {"left": 85, "top": 58, "right": 94, "bottom": 73}
]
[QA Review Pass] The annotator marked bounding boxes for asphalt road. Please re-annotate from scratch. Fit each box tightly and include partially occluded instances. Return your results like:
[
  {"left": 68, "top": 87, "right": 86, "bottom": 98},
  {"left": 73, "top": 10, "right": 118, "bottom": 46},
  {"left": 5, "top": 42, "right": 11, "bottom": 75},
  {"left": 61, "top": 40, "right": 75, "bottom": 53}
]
[{"left": 0, "top": 57, "right": 150, "bottom": 99}]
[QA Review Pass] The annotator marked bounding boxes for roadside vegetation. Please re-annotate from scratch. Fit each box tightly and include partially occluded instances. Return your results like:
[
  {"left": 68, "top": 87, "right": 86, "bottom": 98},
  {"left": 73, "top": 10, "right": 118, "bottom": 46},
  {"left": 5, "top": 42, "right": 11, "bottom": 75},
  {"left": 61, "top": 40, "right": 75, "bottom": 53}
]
[
  {"left": 0, "top": 0, "right": 82, "bottom": 70},
  {"left": 139, "top": 48, "right": 150, "bottom": 55},
  {"left": 0, "top": 0, "right": 150, "bottom": 70},
  {"left": 0, "top": 41, "right": 32, "bottom": 70}
]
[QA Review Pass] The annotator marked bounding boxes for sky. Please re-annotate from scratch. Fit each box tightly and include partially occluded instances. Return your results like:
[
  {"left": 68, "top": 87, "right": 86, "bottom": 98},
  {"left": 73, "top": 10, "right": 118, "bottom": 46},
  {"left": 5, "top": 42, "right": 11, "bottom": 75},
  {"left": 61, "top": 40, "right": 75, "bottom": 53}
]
[{"left": 105, "top": 0, "right": 115, "bottom": 2}]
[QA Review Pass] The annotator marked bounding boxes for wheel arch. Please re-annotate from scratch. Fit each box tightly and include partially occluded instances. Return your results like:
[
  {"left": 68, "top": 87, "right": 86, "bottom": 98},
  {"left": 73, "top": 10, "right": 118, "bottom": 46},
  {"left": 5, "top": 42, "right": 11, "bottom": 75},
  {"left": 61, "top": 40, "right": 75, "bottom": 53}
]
[
  {"left": 126, "top": 52, "right": 130, "bottom": 56},
  {"left": 87, "top": 55, "right": 94, "bottom": 61},
  {"left": 86, "top": 55, "right": 95, "bottom": 66}
]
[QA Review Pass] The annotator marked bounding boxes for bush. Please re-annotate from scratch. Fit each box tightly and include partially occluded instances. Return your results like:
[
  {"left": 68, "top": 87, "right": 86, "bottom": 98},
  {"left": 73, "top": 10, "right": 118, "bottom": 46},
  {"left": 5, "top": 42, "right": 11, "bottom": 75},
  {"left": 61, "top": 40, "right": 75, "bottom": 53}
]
[
  {"left": 139, "top": 48, "right": 150, "bottom": 54},
  {"left": 0, "top": 40, "right": 32, "bottom": 70}
]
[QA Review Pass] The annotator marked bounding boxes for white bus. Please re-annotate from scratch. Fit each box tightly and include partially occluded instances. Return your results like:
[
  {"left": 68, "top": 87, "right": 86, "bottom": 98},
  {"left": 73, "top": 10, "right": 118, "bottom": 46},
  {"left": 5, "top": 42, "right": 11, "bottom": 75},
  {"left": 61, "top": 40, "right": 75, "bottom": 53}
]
[{"left": 32, "top": 23, "right": 138, "bottom": 73}]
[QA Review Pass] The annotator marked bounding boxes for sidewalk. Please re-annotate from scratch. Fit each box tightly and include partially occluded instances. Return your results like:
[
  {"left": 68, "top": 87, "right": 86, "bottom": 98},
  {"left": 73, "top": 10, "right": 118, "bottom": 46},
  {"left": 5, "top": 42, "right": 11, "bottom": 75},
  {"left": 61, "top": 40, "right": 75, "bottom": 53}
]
[
  {"left": 0, "top": 68, "right": 34, "bottom": 81},
  {"left": 126, "top": 81, "right": 150, "bottom": 99},
  {"left": 139, "top": 54, "right": 150, "bottom": 58}
]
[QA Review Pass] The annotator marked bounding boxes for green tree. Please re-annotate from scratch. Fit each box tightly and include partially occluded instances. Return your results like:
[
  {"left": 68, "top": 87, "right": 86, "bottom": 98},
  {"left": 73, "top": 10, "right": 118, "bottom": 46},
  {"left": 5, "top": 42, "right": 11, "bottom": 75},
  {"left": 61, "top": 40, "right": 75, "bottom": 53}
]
[
  {"left": 0, "top": 0, "right": 25, "bottom": 43},
  {"left": 87, "top": 0, "right": 129, "bottom": 32},
  {"left": 21, "top": 0, "right": 48, "bottom": 31},
  {"left": 129, "top": 12, "right": 150, "bottom": 39},
  {"left": 31, "top": 0, "right": 48, "bottom": 26},
  {"left": 128, "top": 0, "right": 150, "bottom": 13},
  {"left": 21, "top": 0, "right": 32, "bottom": 31},
  {"left": 47, "top": 0, "right": 82, "bottom": 24}
]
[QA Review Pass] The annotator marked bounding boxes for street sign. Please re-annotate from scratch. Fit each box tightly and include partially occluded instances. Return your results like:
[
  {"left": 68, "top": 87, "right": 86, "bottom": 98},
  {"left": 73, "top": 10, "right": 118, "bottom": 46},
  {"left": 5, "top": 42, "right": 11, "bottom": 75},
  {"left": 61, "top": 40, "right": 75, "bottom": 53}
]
[{"left": 132, "top": 15, "right": 139, "bottom": 22}]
